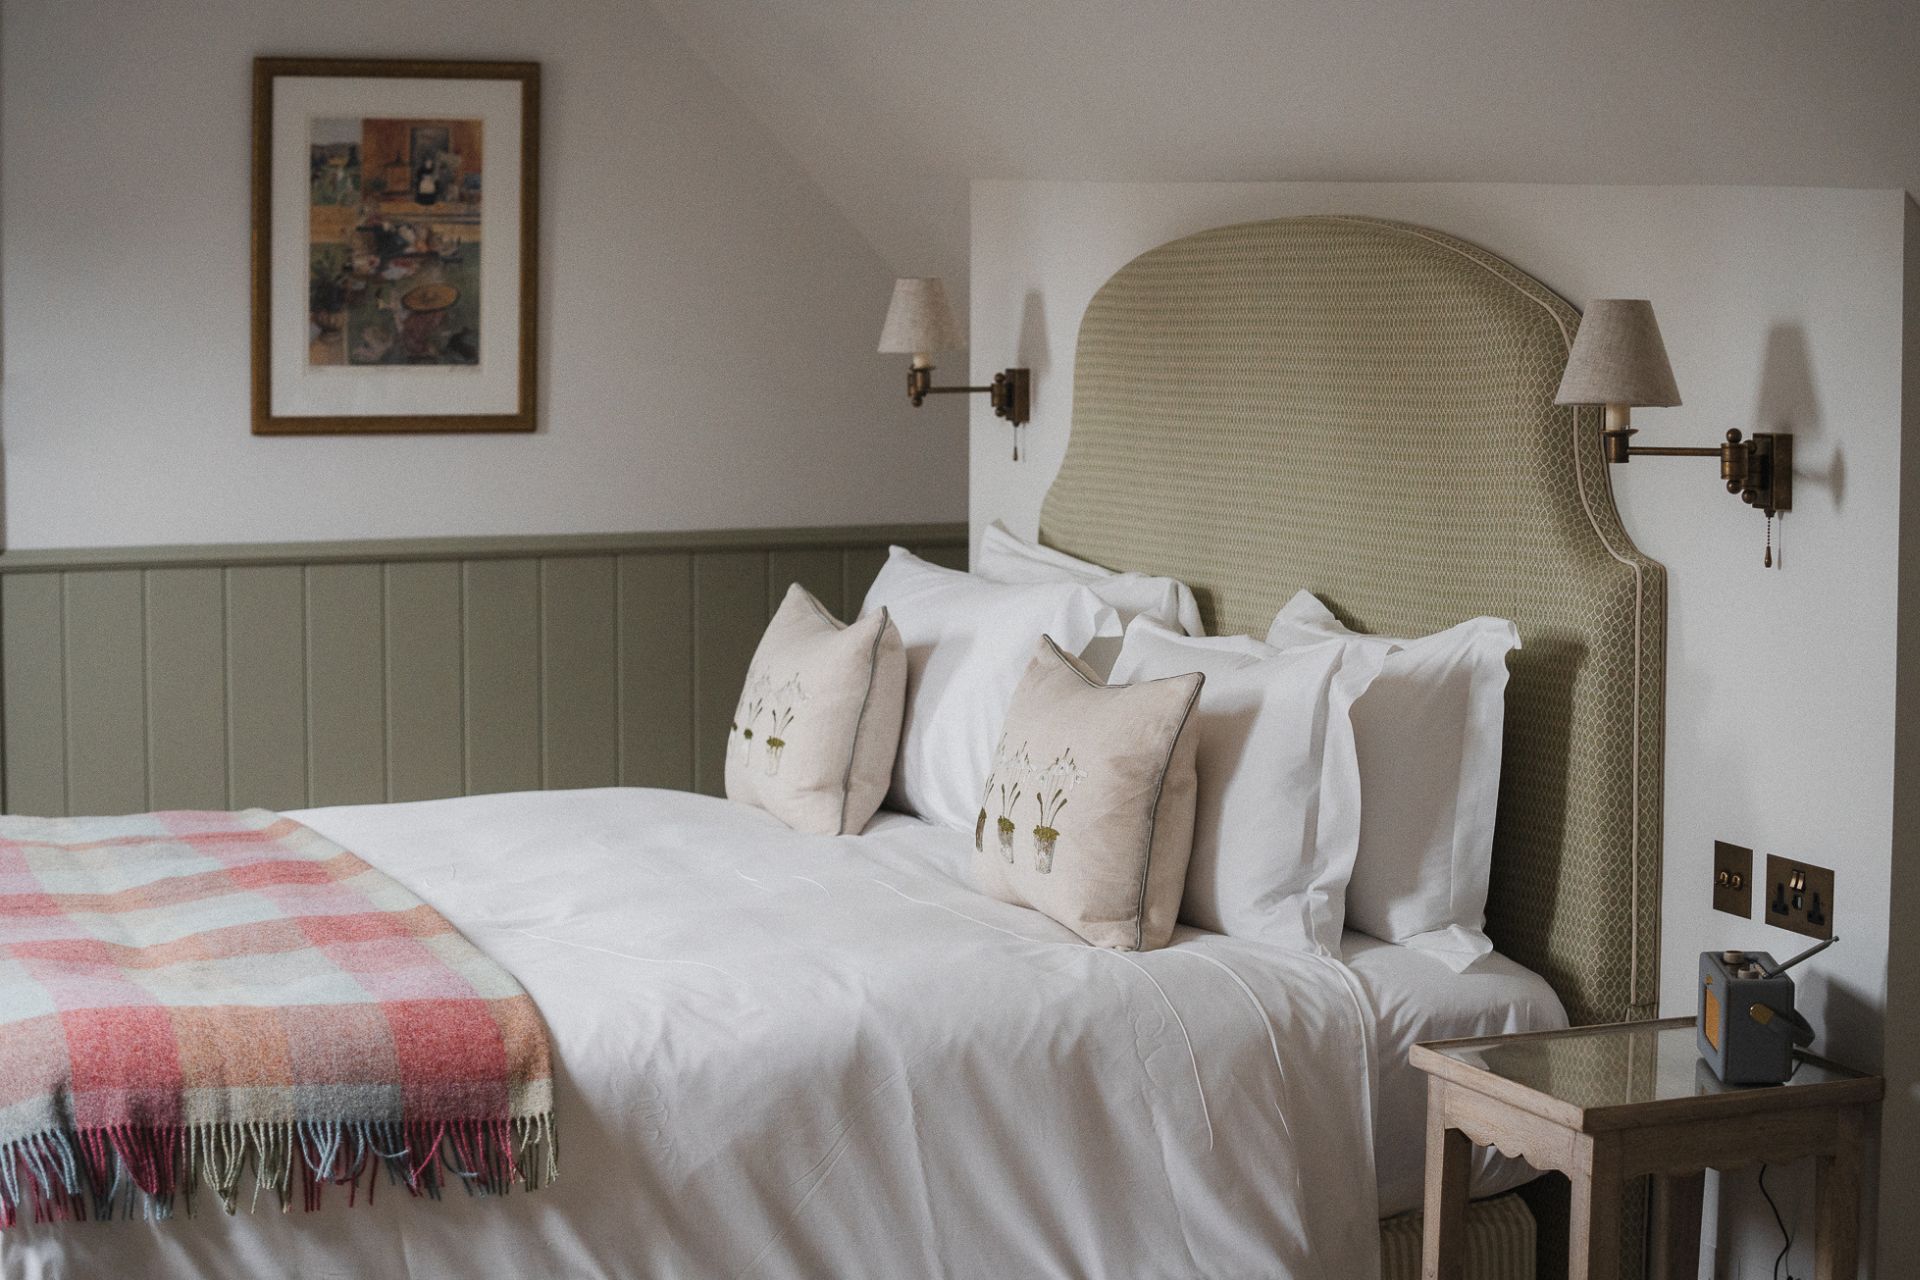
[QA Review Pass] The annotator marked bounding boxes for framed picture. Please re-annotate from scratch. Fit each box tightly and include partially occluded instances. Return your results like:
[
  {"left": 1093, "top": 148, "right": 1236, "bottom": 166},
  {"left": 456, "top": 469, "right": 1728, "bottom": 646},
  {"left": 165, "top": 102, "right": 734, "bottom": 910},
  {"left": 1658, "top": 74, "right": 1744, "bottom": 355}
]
[{"left": 251, "top": 58, "right": 540, "bottom": 434}]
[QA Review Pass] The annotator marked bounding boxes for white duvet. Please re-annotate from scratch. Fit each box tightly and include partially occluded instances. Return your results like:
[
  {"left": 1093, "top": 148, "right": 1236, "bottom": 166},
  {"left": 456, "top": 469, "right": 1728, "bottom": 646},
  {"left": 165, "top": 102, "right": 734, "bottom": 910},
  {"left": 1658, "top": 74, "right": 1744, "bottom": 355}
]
[{"left": 3, "top": 788, "right": 1385, "bottom": 1280}]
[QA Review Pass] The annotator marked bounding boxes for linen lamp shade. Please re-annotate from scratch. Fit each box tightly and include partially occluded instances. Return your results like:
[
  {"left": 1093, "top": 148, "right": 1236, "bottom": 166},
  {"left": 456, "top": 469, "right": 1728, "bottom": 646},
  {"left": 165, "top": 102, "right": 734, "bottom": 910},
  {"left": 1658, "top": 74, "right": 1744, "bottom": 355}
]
[
  {"left": 1554, "top": 299, "right": 1682, "bottom": 408},
  {"left": 878, "top": 278, "right": 967, "bottom": 368}
]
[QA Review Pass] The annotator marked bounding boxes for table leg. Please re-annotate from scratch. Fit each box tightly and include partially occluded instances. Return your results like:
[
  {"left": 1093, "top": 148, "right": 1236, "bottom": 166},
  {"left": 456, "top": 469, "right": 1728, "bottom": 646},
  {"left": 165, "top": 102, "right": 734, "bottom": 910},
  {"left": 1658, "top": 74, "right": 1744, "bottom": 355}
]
[
  {"left": 1650, "top": 1169, "right": 1705, "bottom": 1280},
  {"left": 1815, "top": 1108, "right": 1864, "bottom": 1280},
  {"left": 1422, "top": 1078, "right": 1470, "bottom": 1280},
  {"left": 1569, "top": 1134, "right": 1623, "bottom": 1280}
]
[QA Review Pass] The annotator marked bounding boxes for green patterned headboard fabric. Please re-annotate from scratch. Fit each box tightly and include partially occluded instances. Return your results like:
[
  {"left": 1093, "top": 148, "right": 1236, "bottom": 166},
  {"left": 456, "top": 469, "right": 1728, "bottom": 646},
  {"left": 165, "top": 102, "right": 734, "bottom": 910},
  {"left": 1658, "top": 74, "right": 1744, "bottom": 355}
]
[{"left": 1040, "top": 215, "right": 1665, "bottom": 1025}]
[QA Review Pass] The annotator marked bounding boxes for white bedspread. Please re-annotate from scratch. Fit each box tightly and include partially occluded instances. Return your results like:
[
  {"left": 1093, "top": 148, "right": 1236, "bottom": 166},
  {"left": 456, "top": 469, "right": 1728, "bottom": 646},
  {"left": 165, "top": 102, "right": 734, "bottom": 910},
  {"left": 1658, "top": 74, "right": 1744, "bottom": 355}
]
[
  {"left": 1343, "top": 934, "right": 1566, "bottom": 1216},
  {"left": 2, "top": 788, "right": 1385, "bottom": 1280}
]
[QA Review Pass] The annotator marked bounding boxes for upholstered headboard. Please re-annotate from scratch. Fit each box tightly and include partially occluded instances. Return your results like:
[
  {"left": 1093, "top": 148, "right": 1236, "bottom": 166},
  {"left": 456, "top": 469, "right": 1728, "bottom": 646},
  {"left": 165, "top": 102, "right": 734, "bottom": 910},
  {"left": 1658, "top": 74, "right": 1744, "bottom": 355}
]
[{"left": 1040, "top": 215, "right": 1664, "bottom": 1025}]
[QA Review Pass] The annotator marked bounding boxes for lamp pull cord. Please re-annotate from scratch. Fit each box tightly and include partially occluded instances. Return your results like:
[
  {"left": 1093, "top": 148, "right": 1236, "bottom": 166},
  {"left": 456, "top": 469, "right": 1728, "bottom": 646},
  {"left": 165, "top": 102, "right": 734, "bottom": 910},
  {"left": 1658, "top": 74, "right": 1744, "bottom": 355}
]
[{"left": 1765, "top": 512, "right": 1774, "bottom": 569}]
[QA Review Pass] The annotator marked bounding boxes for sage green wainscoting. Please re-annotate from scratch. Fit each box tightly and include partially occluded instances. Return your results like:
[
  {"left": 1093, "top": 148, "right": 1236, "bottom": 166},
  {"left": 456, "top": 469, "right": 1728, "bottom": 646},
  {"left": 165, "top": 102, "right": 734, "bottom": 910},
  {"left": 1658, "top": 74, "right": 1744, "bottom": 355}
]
[{"left": 0, "top": 525, "right": 967, "bottom": 817}]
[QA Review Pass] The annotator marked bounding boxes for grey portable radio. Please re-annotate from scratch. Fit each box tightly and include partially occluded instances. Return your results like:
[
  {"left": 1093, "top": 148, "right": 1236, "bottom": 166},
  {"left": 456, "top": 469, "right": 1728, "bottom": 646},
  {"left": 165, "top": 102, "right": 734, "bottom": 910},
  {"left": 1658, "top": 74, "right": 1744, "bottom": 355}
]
[{"left": 1696, "top": 938, "right": 1833, "bottom": 1085}]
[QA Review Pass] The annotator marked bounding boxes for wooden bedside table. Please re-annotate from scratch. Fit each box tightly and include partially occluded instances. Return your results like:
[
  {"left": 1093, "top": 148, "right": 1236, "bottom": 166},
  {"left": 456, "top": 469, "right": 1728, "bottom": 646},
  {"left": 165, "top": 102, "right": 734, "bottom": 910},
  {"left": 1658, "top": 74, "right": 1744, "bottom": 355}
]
[{"left": 1411, "top": 1017, "right": 1882, "bottom": 1280}]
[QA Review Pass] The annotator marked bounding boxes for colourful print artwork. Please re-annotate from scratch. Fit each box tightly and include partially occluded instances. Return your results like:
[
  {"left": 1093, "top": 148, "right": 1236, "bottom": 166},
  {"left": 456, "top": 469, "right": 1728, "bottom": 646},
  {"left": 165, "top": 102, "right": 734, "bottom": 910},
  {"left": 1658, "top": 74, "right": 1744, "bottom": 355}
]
[
  {"left": 308, "top": 117, "right": 483, "bottom": 367},
  {"left": 255, "top": 58, "right": 537, "bottom": 432}
]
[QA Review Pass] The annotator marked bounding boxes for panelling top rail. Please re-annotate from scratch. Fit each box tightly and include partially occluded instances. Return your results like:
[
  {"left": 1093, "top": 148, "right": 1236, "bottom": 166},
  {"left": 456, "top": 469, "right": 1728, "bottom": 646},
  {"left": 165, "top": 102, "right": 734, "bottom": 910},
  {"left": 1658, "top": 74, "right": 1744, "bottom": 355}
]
[
  {"left": 1038, "top": 215, "right": 1666, "bottom": 1026},
  {"left": 0, "top": 523, "right": 967, "bottom": 821},
  {"left": 0, "top": 524, "right": 966, "bottom": 574}
]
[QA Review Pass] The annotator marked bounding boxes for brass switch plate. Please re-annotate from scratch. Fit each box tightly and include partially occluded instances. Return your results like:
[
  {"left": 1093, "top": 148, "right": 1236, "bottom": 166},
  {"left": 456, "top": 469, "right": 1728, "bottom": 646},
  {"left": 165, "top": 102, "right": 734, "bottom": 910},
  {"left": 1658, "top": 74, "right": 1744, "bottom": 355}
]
[
  {"left": 1712, "top": 841, "right": 1753, "bottom": 918},
  {"left": 1764, "top": 853, "right": 1834, "bottom": 940}
]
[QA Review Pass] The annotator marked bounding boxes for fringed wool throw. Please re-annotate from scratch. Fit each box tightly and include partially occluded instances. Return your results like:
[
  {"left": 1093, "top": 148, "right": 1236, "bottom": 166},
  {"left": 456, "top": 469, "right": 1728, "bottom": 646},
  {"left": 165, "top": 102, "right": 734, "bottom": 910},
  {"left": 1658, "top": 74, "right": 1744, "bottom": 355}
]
[{"left": 0, "top": 809, "right": 555, "bottom": 1228}]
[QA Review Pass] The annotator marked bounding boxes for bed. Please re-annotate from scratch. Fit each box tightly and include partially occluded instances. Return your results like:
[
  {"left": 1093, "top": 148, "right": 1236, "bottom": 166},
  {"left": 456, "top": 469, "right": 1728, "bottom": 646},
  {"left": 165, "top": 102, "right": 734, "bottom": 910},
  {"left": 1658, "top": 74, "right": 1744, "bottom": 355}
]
[
  {"left": 1, "top": 788, "right": 1566, "bottom": 1280},
  {"left": 0, "top": 215, "right": 1665, "bottom": 1279}
]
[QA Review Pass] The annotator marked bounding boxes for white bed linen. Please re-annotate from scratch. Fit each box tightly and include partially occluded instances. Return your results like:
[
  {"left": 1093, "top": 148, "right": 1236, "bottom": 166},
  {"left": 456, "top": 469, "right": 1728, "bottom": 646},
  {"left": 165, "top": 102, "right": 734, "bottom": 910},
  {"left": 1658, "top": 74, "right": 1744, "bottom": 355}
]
[
  {"left": 1343, "top": 933, "right": 1568, "bottom": 1217},
  {"left": 4, "top": 789, "right": 1384, "bottom": 1280}
]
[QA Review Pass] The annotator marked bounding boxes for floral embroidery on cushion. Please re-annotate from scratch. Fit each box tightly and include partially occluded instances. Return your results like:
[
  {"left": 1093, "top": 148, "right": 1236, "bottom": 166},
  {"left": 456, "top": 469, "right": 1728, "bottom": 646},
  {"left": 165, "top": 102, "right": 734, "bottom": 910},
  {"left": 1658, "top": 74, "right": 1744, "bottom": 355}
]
[
  {"left": 977, "top": 738, "right": 1002, "bottom": 853},
  {"left": 731, "top": 672, "right": 773, "bottom": 762},
  {"left": 763, "top": 676, "right": 808, "bottom": 775},
  {"left": 990, "top": 740, "right": 1032, "bottom": 862},
  {"left": 730, "top": 671, "right": 808, "bottom": 775},
  {"left": 1030, "top": 750, "right": 1086, "bottom": 874}
]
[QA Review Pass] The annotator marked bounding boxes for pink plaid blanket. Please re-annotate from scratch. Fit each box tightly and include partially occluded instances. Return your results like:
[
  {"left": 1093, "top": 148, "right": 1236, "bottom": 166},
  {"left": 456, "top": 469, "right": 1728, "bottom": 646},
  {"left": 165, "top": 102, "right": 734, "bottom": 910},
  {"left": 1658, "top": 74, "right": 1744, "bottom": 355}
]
[{"left": 0, "top": 810, "right": 555, "bottom": 1227}]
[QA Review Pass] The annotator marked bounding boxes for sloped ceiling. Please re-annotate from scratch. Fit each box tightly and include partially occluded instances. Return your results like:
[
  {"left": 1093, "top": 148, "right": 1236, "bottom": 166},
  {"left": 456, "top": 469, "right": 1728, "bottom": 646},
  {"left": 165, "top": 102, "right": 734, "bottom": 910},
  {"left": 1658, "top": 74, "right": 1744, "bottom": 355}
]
[{"left": 648, "top": 0, "right": 1920, "bottom": 292}]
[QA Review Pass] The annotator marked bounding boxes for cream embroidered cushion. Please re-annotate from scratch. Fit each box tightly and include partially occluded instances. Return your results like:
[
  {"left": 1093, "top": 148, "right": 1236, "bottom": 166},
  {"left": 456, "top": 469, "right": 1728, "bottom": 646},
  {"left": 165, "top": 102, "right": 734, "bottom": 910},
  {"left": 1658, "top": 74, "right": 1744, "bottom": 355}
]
[
  {"left": 861, "top": 547, "right": 1118, "bottom": 830},
  {"left": 726, "top": 584, "right": 907, "bottom": 836},
  {"left": 971, "top": 638, "right": 1204, "bottom": 951}
]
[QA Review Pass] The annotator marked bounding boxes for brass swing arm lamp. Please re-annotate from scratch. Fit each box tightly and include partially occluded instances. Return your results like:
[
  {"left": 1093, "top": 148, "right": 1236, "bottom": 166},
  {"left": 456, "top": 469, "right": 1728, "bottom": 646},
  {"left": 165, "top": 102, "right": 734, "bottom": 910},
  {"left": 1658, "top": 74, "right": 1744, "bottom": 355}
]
[
  {"left": 905, "top": 364, "right": 1030, "bottom": 424},
  {"left": 1555, "top": 300, "right": 1791, "bottom": 518},
  {"left": 879, "top": 278, "right": 1031, "bottom": 453},
  {"left": 1599, "top": 418, "right": 1790, "bottom": 517}
]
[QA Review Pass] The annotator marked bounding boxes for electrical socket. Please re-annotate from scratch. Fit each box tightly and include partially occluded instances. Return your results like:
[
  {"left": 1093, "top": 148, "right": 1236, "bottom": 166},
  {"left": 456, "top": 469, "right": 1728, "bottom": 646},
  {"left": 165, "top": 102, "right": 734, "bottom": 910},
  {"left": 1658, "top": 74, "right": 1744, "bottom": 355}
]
[
  {"left": 1712, "top": 841, "right": 1753, "bottom": 918},
  {"left": 1763, "top": 854, "right": 1835, "bottom": 941}
]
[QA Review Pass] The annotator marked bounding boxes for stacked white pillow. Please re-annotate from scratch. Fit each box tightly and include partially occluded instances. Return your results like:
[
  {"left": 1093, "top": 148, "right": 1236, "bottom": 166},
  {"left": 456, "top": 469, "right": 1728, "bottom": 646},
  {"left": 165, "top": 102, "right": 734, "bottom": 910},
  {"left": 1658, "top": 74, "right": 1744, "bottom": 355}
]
[
  {"left": 812, "top": 529, "right": 1518, "bottom": 969},
  {"left": 1267, "top": 591, "right": 1520, "bottom": 969},
  {"left": 861, "top": 547, "right": 1118, "bottom": 831},
  {"left": 1109, "top": 619, "right": 1385, "bottom": 954},
  {"left": 974, "top": 521, "right": 1206, "bottom": 640}
]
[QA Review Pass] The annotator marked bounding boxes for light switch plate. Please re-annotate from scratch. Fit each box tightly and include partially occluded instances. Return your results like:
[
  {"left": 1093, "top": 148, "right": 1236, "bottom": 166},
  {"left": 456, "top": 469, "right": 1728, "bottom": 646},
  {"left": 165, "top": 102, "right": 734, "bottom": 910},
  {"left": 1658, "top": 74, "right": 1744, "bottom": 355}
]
[
  {"left": 1764, "top": 854, "right": 1835, "bottom": 941},
  {"left": 1713, "top": 841, "right": 1753, "bottom": 918}
]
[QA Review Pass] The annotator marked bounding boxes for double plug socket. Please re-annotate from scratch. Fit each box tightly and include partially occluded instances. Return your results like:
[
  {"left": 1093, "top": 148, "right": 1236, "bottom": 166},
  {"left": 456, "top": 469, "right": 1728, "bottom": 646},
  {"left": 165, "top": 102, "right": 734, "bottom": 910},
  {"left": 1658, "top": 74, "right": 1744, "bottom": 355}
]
[{"left": 1713, "top": 841, "right": 1834, "bottom": 941}]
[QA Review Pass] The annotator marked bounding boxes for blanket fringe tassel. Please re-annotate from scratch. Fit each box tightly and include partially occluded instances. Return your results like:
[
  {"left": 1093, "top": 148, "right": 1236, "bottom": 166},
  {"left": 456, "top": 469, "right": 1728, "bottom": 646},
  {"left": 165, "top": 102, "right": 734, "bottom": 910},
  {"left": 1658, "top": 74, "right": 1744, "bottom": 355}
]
[{"left": 0, "top": 1114, "right": 555, "bottom": 1228}]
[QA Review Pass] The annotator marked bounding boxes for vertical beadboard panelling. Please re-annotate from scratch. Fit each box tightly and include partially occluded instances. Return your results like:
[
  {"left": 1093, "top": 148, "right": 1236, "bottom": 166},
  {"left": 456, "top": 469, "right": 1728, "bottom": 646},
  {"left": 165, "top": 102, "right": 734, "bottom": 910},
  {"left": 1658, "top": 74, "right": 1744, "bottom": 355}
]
[
  {"left": 618, "top": 553, "right": 693, "bottom": 791},
  {"left": 145, "top": 568, "right": 228, "bottom": 810},
  {"left": 692, "top": 551, "right": 769, "bottom": 796},
  {"left": 921, "top": 544, "right": 969, "bottom": 573},
  {"left": 225, "top": 566, "right": 309, "bottom": 811},
  {"left": 767, "top": 548, "right": 845, "bottom": 618},
  {"left": 463, "top": 558, "right": 542, "bottom": 796},
  {"left": 0, "top": 527, "right": 964, "bottom": 816},
  {"left": 385, "top": 562, "right": 465, "bottom": 803},
  {"left": 842, "top": 546, "right": 890, "bottom": 613},
  {"left": 305, "top": 565, "right": 386, "bottom": 807},
  {"left": 3, "top": 574, "right": 67, "bottom": 816},
  {"left": 540, "top": 556, "right": 618, "bottom": 790},
  {"left": 64, "top": 571, "right": 147, "bottom": 815}
]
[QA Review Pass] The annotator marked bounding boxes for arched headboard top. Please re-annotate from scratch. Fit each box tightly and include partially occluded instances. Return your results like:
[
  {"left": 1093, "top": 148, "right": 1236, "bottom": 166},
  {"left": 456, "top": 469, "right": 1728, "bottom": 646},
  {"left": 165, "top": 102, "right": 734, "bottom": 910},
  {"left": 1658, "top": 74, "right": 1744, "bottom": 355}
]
[{"left": 1040, "top": 215, "right": 1664, "bottom": 1024}]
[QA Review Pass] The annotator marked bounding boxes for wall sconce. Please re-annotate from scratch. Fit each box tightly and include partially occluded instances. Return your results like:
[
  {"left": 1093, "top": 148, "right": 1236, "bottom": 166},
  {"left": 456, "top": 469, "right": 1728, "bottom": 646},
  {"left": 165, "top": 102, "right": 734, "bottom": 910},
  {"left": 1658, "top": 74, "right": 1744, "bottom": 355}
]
[
  {"left": 879, "top": 278, "right": 1031, "bottom": 459},
  {"left": 1555, "top": 299, "right": 1792, "bottom": 565}
]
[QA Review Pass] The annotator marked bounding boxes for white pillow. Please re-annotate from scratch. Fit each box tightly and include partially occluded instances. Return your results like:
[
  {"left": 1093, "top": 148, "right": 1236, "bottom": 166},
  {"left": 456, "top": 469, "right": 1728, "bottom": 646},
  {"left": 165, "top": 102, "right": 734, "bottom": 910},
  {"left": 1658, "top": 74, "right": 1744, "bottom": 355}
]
[
  {"left": 976, "top": 521, "right": 1206, "bottom": 637},
  {"left": 1109, "top": 619, "right": 1385, "bottom": 954},
  {"left": 861, "top": 548, "right": 1118, "bottom": 831},
  {"left": 1266, "top": 591, "right": 1520, "bottom": 969}
]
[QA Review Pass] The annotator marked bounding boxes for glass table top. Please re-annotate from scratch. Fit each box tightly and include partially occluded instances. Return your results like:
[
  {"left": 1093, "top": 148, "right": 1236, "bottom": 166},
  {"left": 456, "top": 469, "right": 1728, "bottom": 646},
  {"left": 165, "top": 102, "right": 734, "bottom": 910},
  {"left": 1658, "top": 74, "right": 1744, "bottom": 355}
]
[{"left": 1430, "top": 1018, "right": 1868, "bottom": 1112}]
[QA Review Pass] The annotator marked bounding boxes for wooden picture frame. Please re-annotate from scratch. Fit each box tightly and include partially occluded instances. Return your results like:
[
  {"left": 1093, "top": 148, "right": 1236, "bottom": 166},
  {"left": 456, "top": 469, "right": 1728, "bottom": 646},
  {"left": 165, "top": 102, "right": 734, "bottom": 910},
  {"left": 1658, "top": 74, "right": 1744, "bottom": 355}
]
[{"left": 251, "top": 57, "right": 540, "bottom": 435}]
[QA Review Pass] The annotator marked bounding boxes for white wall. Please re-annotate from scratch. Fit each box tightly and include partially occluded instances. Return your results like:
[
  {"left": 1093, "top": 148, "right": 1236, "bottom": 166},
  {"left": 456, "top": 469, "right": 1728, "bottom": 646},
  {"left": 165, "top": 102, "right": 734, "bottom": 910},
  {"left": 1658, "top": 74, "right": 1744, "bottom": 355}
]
[
  {"left": 0, "top": 0, "right": 967, "bottom": 550},
  {"left": 971, "top": 179, "right": 1913, "bottom": 1278},
  {"left": 646, "top": 0, "right": 1920, "bottom": 332}
]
